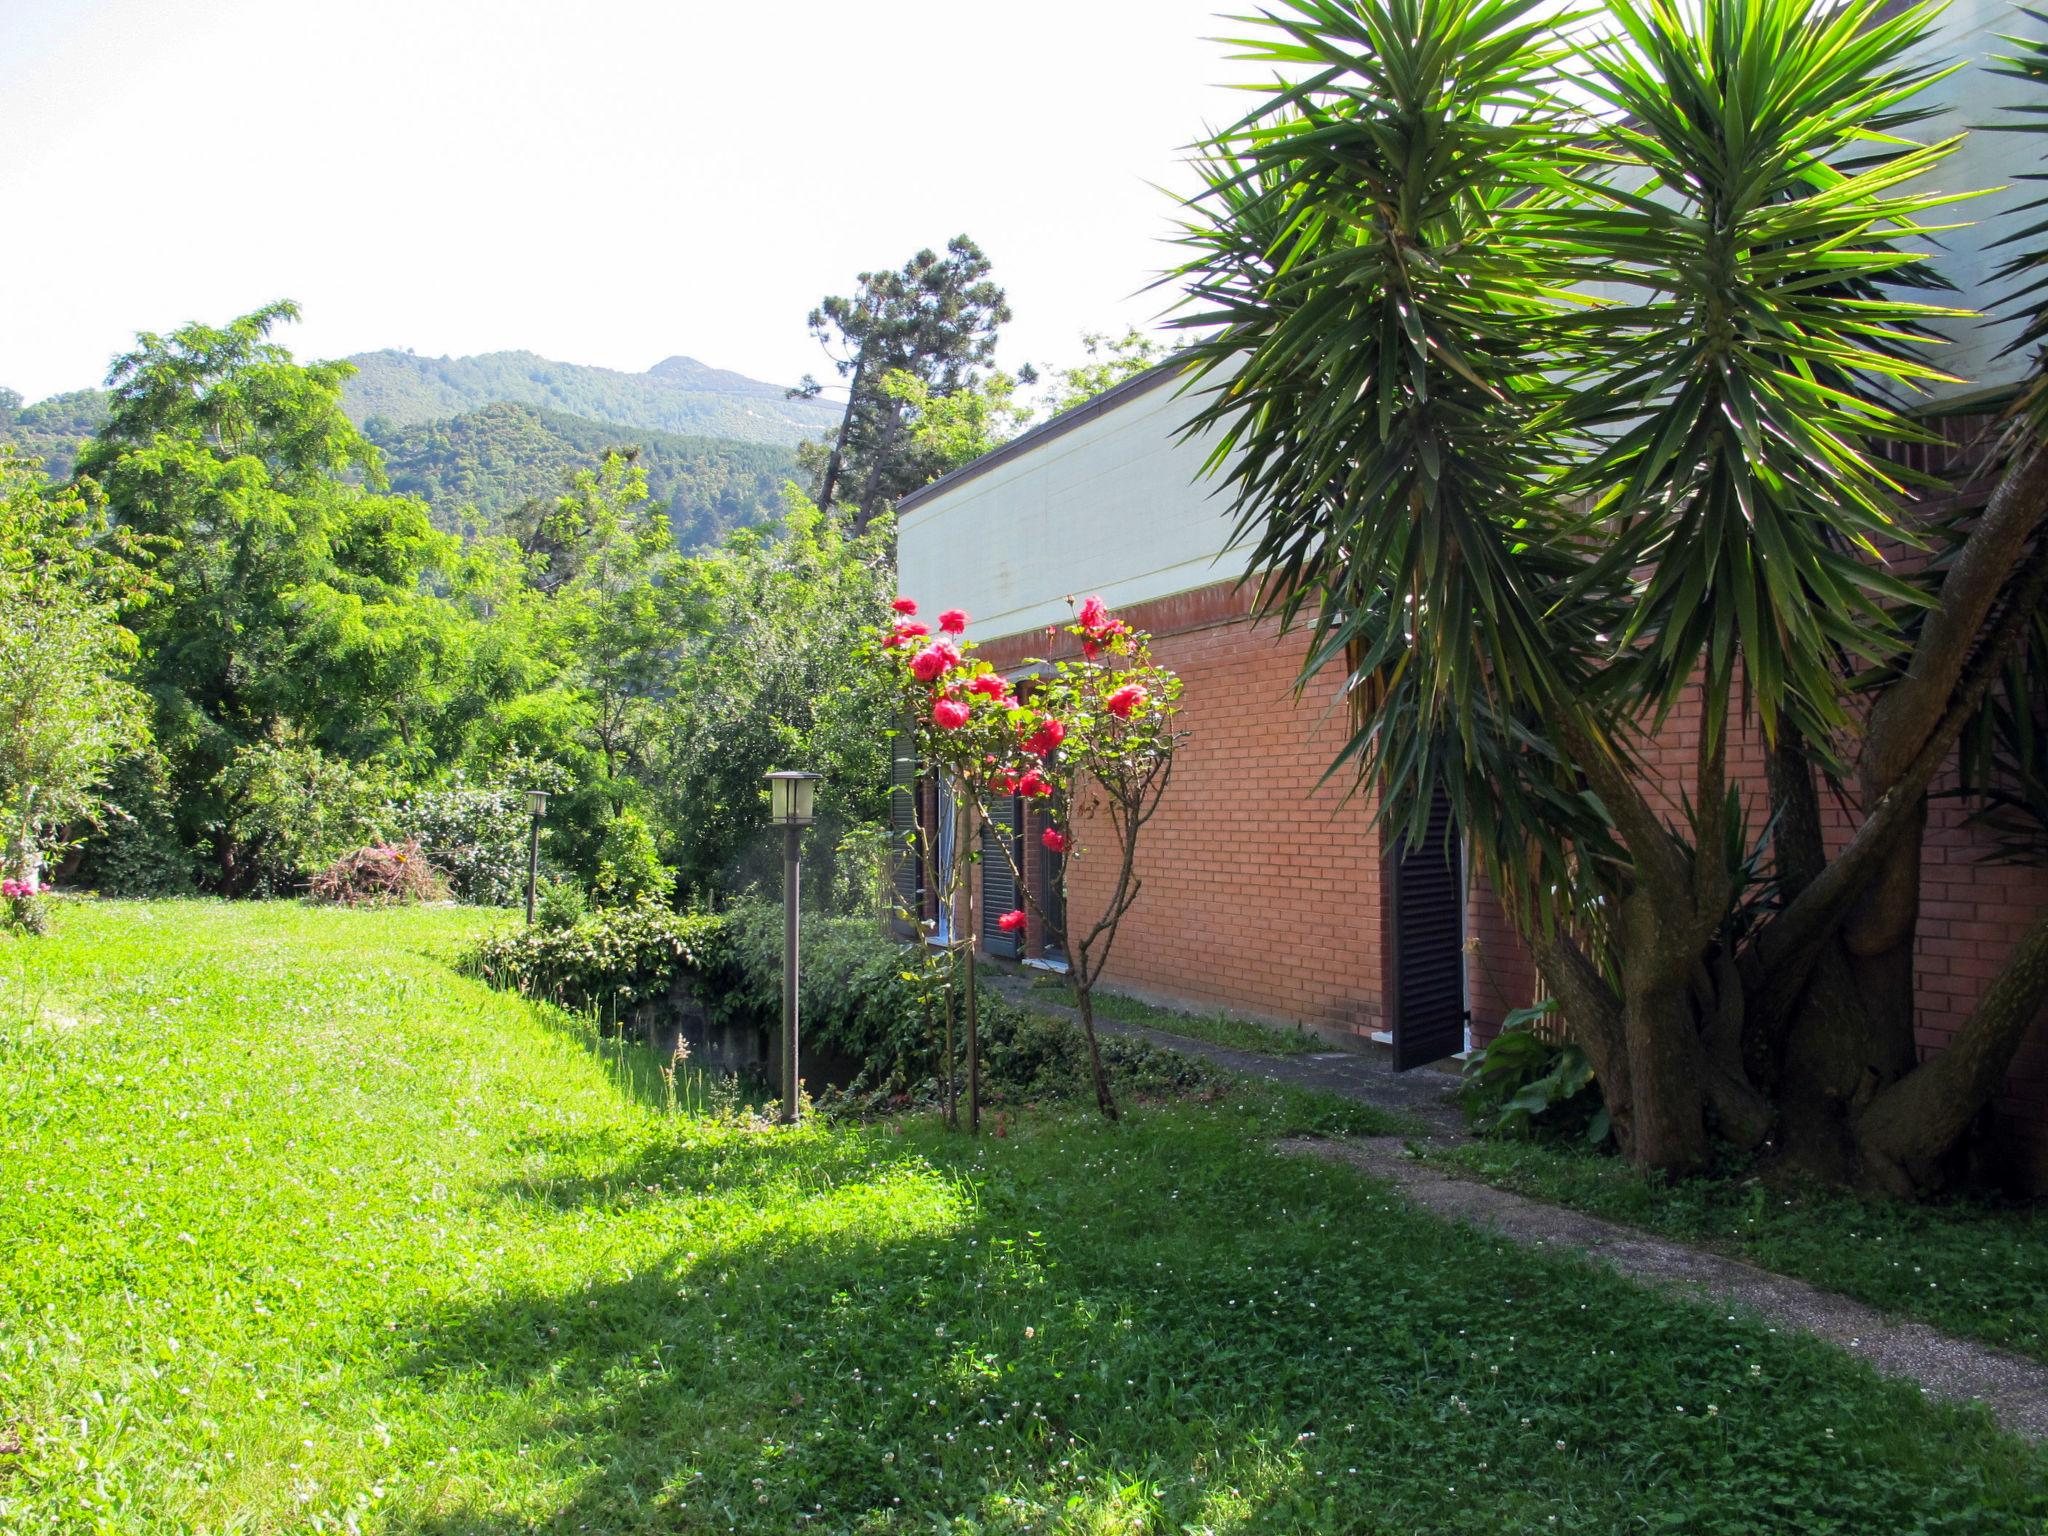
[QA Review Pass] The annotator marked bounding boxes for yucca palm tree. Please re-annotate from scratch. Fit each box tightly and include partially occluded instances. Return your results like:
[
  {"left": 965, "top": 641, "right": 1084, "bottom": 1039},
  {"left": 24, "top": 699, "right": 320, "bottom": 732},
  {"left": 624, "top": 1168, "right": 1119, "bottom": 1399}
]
[{"left": 1174, "top": 0, "right": 2048, "bottom": 1192}]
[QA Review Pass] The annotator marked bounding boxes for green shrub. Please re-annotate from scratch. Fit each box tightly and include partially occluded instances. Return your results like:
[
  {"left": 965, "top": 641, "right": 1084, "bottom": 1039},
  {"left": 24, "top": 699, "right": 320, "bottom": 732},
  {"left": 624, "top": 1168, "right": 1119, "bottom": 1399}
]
[
  {"left": 591, "top": 807, "right": 675, "bottom": 907},
  {"left": 713, "top": 901, "right": 927, "bottom": 1080},
  {"left": 75, "top": 753, "right": 195, "bottom": 896},
  {"left": 396, "top": 779, "right": 532, "bottom": 905},
  {"left": 1458, "top": 1002, "right": 1611, "bottom": 1146},
  {"left": 535, "top": 875, "right": 587, "bottom": 930},
  {"left": 469, "top": 901, "right": 726, "bottom": 1015}
]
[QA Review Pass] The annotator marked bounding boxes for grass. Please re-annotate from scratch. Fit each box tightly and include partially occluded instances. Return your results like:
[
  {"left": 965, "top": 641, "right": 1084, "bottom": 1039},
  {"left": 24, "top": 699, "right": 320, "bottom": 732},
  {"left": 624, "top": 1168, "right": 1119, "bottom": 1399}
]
[
  {"left": 1027, "top": 973, "right": 1321, "bottom": 1056},
  {"left": 1, "top": 900, "right": 2043, "bottom": 1534},
  {"left": 1436, "top": 1137, "right": 2048, "bottom": 1365}
]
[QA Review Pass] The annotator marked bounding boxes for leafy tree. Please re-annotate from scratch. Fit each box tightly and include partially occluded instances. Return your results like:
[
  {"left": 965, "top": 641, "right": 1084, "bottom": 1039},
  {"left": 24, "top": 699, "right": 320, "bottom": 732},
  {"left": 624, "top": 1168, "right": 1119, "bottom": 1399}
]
[
  {"left": 531, "top": 452, "right": 687, "bottom": 780},
  {"left": 0, "top": 452, "right": 152, "bottom": 888},
  {"left": 793, "top": 237, "right": 1015, "bottom": 531},
  {"left": 1174, "top": 0, "right": 2048, "bottom": 1193},
  {"left": 880, "top": 367, "right": 1035, "bottom": 479},
  {"left": 1037, "top": 329, "right": 1170, "bottom": 415},
  {"left": 652, "top": 493, "right": 896, "bottom": 899},
  {"left": 74, "top": 302, "right": 523, "bottom": 890}
]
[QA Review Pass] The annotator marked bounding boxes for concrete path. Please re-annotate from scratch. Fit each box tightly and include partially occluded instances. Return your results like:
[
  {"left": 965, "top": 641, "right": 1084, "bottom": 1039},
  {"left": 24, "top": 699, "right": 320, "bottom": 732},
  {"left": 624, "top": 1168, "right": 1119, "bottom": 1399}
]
[
  {"left": 996, "top": 974, "right": 2048, "bottom": 1441},
  {"left": 988, "top": 972, "right": 1468, "bottom": 1138},
  {"left": 1285, "top": 1136, "right": 2048, "bottom": 1443}
]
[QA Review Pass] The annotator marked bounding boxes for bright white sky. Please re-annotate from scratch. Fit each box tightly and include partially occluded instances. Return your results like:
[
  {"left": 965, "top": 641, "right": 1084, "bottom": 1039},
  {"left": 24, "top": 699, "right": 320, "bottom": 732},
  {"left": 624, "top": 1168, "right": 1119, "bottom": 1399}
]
[{"left": 0, "top": 0, "right": 1252, "bottom": 404}]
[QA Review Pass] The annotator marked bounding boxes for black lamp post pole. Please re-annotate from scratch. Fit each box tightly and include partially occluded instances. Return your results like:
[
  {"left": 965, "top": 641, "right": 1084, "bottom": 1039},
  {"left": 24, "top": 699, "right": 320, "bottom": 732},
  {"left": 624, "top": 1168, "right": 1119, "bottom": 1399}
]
[
  {"left": 525, "top": 810, "right": 542, "bottom": 925},
  {"left": 782, "top": 819, "right": 802, "bottom": 1123}
]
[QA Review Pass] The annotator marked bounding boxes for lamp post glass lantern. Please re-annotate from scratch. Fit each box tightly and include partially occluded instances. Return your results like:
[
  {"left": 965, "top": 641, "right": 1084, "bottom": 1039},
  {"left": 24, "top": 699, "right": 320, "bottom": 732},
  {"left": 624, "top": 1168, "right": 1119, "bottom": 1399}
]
[
  {"left": 523, "top": 790, "right": 549, "bottom": 926},
  {"left": 767, "top": 772, "right": 821, "bottom": 1122}
]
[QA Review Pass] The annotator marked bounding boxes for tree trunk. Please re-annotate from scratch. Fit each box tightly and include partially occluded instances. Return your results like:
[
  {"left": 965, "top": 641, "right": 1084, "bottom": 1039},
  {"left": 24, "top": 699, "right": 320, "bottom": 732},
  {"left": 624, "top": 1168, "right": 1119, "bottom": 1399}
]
[
  {"left": 1617, "top": 891, "right": 1711, "bottom": 1175},
  {"left": 1855, "top": 906, "right": 2048, "bottom": 1197},
  {"left": 817, "top": 349, "right": 866, "bottom": 516},
  {"left": 1073, "top": 983, "right": 1120, "bottom": 1123}
]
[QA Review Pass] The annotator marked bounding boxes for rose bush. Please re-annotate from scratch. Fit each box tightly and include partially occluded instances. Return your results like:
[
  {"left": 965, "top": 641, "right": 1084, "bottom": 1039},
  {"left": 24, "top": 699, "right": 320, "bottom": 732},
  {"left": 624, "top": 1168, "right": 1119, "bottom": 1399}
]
[{"left": 866, "top": 591, "right": 1182, "bottom": 1120}]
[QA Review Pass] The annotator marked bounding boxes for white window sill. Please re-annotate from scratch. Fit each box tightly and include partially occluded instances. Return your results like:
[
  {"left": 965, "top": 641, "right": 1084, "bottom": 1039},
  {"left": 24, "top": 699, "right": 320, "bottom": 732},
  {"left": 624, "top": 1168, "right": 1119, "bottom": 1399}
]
[{"left": 1022, "top": 956, "right": 1070, "bottom": 975}]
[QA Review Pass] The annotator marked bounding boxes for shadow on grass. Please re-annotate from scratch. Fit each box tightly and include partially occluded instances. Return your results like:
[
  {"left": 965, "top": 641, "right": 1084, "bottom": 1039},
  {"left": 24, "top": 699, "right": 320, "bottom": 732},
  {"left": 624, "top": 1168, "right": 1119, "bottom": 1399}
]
[{"left": 384, "top": 1106, "right": 2048, "bottom": 1536}]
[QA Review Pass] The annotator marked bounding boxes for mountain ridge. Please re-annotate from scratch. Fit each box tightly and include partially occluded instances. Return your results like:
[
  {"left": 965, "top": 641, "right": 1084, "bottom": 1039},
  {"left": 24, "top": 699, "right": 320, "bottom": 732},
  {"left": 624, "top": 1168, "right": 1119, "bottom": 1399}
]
[{"left": 340, "top": 348, "right": 838, "bottom": 446}]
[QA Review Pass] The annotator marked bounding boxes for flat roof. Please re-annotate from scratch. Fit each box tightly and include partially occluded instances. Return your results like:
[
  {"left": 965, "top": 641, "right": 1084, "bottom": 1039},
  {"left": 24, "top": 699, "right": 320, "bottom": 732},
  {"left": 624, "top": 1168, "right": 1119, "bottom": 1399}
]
[{"left": 894, "top": 356, "right": 1191, "bottom": 516}]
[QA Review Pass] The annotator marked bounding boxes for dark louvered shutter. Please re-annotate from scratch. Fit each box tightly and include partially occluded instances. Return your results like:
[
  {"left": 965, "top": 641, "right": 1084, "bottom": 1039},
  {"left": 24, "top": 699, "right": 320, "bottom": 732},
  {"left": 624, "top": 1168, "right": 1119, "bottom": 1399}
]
[
  {"left": 980, "top": 796, "right": 1023, "bottom": 957},
  {"left": 1390, "top": 785, "right": 1466, "bottom": 1070},
  {"left": 888, "top": 728, "right": 921, "bottom": 935}
]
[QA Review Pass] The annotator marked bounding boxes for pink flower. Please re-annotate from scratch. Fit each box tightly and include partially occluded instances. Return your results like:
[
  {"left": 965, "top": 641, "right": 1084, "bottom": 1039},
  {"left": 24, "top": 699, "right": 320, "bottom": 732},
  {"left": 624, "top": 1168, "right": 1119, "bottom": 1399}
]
[
  {"left": 893, "top": 596, "right": 918, "bottom": 615},
  {"left": 884, "top": 620, "right": 929, "bottom": 650},
  {"left": 1018, "top": 769, "right": 1051, "bottom": 798},
  {"left": 1024, "top": 718, "right": 1066, "bottom": 756},
  {"left": 1106, "top": 683, "right": 1148, "bottom": 719},
  {"left": 938, "top": 608, "right": 968, "bottom": 634},
  {"left": 932, "top": 697, "right": 971, "bottom": 730},
  {"left": 1078, "top": 595, "right": 1109, "bottom": 630},
  {"left": 1041, "top": 827, "right": 1067, "bottom": 854},
  {"left": 1082, "top": 638, "right": 1101, "bottom": 661},
  {"left": 993, "top": 768, "right": 1021, "bottom": 795},
  {"left": 910, "top": 645, "right": 956, "bottom": 682},
  {"left": 968, "top": 674, "right": 1008, "bottom": 699},
  {"left": 998, "top": 909, "right": 1027, "bottom": 933}
]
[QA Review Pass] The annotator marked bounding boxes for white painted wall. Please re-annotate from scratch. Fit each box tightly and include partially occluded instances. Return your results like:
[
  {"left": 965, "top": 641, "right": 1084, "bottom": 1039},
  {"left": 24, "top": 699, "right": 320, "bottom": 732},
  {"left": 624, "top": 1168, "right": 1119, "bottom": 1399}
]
[
  {"left": 1904, "top": 0, "right": 2048, "bottom": 401},
  {"left": 896, "top": 371, "right": 1246, "bottom": 644}
]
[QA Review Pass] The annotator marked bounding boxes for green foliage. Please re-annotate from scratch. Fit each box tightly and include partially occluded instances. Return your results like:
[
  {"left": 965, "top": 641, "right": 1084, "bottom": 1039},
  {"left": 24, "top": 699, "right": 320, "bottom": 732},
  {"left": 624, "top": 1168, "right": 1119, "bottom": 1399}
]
[
  {"left": 653, "top": 493, "right": 896, "bottom": 899},
  {"left": 470, "top": 899, "right": 725, "bottom": 1012},
  {"left": 210, "top": 733, "right": 394, "bottom": 895},
  {"left": 0, "top": 452, "right": 152, "bottom": 884},
  {"left": 1036, "top": 328, "right": 1170, "bottom": 415},
  {"left": 1458, "top": 1004, "right": 1612, "bottom": 1145},
  {"left": 535, "top": 874, "right": 588, "bottom": 930},
  {"left": 6, "top": 900, "right": 2042, "bottom": 1534},
  {"left": 340, "top": 348, "right": 840, "bottom": 444},
  {"left": 72, "top": 752, "right": 194, "bottom": 896},
  {"left": 590, "top": 807, "right": 674, "bottom": 907},
  {"left": 364, "top": 400, "right": 796, "bottom": 550},
  {"left": 394, "top": 777, "right": 532, "bottom": 905},
  {"left": 879, "top": 366, "right": 1033, "bottom": 478}
]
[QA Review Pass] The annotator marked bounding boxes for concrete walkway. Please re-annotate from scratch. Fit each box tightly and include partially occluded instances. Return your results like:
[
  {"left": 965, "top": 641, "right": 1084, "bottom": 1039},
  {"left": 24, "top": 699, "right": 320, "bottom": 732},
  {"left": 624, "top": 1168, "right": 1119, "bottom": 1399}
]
[{"left": 1000, "top": 975, "right": 2048, "bottom": 1442}]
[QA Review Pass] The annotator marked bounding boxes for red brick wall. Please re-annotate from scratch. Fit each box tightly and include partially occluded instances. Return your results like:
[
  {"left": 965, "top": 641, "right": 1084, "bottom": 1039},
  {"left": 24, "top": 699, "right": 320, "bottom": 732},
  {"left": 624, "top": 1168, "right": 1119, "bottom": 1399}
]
[
  {"left": 972, "top": 578, "right": 2047, "bottom": 1186},
  {"left": 981, "top": 585, "right": 1391, "bottom": 1042}
]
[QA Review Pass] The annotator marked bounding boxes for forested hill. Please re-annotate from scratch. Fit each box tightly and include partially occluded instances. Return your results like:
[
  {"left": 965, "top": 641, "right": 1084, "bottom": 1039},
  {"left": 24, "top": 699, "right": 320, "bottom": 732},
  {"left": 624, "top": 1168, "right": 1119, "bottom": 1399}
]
[
  {"left": 0, "top": 389, "right": 111, "bottom": 481},
  {"left": 366, "top": 402, "right": 797, "bottom": 549},
  {"left": 342, "top": 349, "right": 840, "bottom": 445}
]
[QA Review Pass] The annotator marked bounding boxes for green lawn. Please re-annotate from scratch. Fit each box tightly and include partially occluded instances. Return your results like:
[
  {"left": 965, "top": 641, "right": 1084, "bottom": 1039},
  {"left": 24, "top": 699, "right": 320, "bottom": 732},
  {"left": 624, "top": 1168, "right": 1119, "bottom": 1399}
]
[
  {"left": 4, "top": 901, "right": 2044, "bottom": 1534},
  {"left": 1436, "top": 1138, "right": 2048, "bottom": 1366},
  {"left": 1027, "top": 974, "right": 1321, "bottom": 1057}
]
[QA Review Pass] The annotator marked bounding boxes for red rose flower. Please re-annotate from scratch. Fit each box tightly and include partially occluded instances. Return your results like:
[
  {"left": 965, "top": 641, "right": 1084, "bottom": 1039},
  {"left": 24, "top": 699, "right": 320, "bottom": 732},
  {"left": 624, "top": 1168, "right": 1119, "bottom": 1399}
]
[
  {"left": 968, "top": 674, "right": 1007, "bottom": 698},
  {"left": 1081, "top": 638, "right": 1101, "bottom": 660},
  {"left": 884, "top": 619, "right": 929, "bottom": 649},
  {"left": 893, "top": 596, "right": 918, "bottom": 615},
  {"left": 1018, "top": 768, "right": 1050, "bottom": 798},
  {"left": 938, "top": 608, "right": 968, "bottom": 633},
  {"left": 1023, "top": 718, "right": 1066, "bottom": 756},
  {"left": 1041, "top": 827, "right": 1067, "bottom": 853},
  {"left": 993, "top": 768, "right": 1021, "bottom": 795},
  {"left": 1105, "top": 683, "right": 1148, "bottom": 719},
  {"left": 1078, "top": 594, "right": 1109, "bottom": 630},
  {"left": 932, "top": 698, "right": 970, "bottom": 730},
  {"left": 910, "top": 645, "right": 954, "bottom": 682},
  {"left": 998, "top": 909, "right": 1027, "bottom": 933}
]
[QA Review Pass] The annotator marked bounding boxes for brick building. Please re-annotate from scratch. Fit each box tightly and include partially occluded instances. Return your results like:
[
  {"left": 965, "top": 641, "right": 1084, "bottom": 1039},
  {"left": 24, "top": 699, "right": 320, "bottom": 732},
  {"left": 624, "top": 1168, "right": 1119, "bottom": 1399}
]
[{"left": 894, "top": 358, "right": 2048, "bottom": 1189}]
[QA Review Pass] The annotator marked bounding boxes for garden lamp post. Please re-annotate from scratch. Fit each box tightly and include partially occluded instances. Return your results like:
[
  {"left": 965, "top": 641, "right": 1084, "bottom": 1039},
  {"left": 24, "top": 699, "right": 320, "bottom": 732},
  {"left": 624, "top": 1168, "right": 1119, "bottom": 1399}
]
[
  {"left": 767, "top": 770, "right": 821, "bottom": 1123},
  {"left": 523, "top": 790, "right": 549, "bottom": 925}
]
